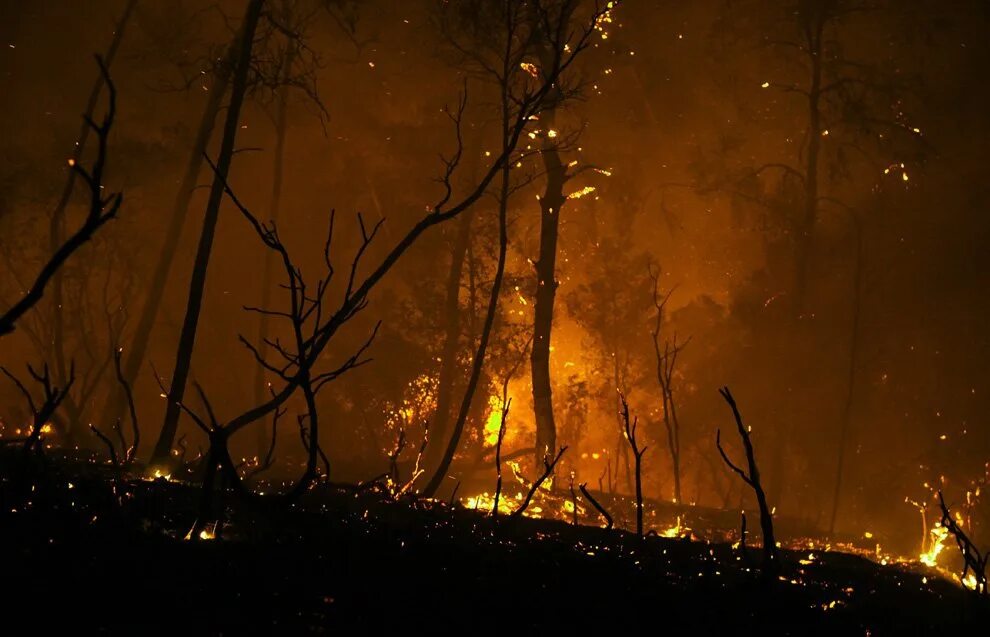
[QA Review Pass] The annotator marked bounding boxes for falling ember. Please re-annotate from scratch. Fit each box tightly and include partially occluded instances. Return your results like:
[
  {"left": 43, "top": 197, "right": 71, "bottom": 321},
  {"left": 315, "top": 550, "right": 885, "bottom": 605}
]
[
  {"left": 520, "top": 62, "right": 539, "bottom": 78},
  {"left": 567, "top": 186, "right": 597, "bottom": 200}
]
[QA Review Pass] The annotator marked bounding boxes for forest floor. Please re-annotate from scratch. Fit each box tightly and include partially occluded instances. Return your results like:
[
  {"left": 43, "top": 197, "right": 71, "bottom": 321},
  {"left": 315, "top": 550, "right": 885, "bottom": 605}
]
[{"left": 1, "top": 450, "right": 985, "bottom": 635}]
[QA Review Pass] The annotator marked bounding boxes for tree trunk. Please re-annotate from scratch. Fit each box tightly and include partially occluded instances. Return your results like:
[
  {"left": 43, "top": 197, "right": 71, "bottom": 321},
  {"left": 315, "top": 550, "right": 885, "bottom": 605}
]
[
  {"left": 828, "top": 212, "right": 863, "bottom": 536},
  {"left": 421, "top": 105, "right": 512, "bottom": 499},
  {"left": 530, "top": 104, "right": 566, "bottom": 469},
  {"left": 150, "top": 0, "right": 264, "bottom": 467},
  {"left": 422, "top": 210, "right": 473, "bottom": 472},
  {"left": 48, "top": 0, "right": 137, "bottom": 412},
  {"left": 253, "top": 45, "right": 295, "bottom": 459},
  {"left": 100, "top": 40, "right": 235, "bottom": 432}
]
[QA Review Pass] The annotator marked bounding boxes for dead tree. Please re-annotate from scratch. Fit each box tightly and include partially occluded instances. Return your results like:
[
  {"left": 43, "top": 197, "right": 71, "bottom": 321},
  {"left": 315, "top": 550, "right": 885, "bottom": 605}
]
[
  {"left": 716, "top": 386, "right": 777, "bottom": 573},
  {"left": 938, "top": 490, "right": 988, "bottom": 596},
  {"left": 0, "top": 58, "right": 122, "bottom": 338},
  {"left": 579, "top": 482, "right": 613, "bottom": 530},
  {"left": 151, "top": 0, "right": 266, "bottom": 468},
  {"left": 43, "top": 0, "right": 136, "bottom": 388},
  {"left": 90, "top": 345, "right": 141, "bottom": 469},
  {"left": 1, "top": 363, "right": 75, "bottom": 455},
  {"left": 649, "top": 263, "right": 689, "bottom": 504},
  {"left": 386, "top": 421, "right": 430, "bottom": 498},
  {"left": 619, "top": 392, "right": 647, "bottom": 537},
  {"left": 102, "top": 38, "right": 236, "bottom": 432},
  {"left": 512, "top": 445, "right": 567, "bottom": 518},
  {"left": 112, "top": 347, "right": 140, "bottom": 464}
]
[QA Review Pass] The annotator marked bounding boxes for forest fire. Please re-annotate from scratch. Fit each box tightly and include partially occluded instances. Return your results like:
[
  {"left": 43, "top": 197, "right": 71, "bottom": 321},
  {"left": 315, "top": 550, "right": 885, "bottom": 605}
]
[{"left": 2, "top": 0, "right": 989, "bottom": 632}]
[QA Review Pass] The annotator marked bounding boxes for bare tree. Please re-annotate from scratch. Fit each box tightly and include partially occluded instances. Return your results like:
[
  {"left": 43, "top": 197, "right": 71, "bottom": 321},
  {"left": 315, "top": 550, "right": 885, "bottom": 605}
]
[
  {"left": 619, "top": 392, "right": 647, "bottom": 537},
  {"left": 716, "top": 386, "right": 777, "bottom": 574},
  {"left": 42, "top": 0, "right": 137, "bottom": 381},
  {"left": 1, "top": 363, "right": 75, "bottom": 455},
  {"left": 151, "top": 0, "right": 266, "bottom": 467},
  {"left": 937, "top": 490, "right": 988, "bottom": 596},
  {"left": 649, "top": 263, "right": 689, "bottom": 504},
  {"left": 0, "top": 59, "right": 123, "bottom": 339}
]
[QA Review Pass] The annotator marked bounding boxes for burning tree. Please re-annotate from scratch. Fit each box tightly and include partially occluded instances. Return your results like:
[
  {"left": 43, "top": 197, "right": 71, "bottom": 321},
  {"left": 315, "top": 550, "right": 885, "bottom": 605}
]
[{"left": 421, "top": 0, "right": 614, "bottom": 498}]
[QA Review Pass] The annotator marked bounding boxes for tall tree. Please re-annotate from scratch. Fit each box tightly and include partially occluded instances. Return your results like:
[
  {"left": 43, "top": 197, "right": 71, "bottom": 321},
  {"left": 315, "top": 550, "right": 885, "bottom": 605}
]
[
  {"left": 150, "top": 0, "right": 266, "bottom": 467},
  {"left": 100, "top": 40, "right": 236, "bottom": 432},
  {"left": 529, "top": 0, "right": 586, "bottom": 468},
  {"left": 421, "top": 0, "right": 608, "bottom": 497}
]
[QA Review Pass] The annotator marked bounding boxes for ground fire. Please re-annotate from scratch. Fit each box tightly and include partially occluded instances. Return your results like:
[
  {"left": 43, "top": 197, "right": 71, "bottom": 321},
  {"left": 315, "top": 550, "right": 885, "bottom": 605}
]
[{"left": 1, "top": 0, "right": 989, "bottom": 633}]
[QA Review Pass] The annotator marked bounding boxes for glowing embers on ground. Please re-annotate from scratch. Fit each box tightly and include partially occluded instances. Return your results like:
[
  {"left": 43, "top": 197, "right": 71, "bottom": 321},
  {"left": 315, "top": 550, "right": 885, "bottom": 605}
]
[{"left": 184, "top": 521, "right": 218, "bottom": 541}]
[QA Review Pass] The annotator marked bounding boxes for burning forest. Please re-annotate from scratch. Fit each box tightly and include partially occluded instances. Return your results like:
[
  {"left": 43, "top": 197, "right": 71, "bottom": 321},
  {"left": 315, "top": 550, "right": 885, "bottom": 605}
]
[{"left": 1, "top": 0, "right": 989, "bottom": 633}]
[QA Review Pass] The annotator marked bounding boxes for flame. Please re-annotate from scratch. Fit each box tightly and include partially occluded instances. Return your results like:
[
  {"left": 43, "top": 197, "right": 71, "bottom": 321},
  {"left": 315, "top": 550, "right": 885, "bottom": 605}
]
[
  {"left": 961, "top": 573, "right": 978, "bottom": 591},
  {"left": 483, "top": 395, "right": 505, "bottom": 447},
  {"left": 661, "top": 515, "right": 690, "bottom": 538},
  {"left": 919, "top": 523, "right": 949, "bottom": 567}
]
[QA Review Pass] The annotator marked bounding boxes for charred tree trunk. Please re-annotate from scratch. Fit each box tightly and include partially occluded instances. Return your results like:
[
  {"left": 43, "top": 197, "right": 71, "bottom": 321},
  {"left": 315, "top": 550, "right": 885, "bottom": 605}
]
[
  {"left": 619, "top": 394, "right": 646, "bottom": 537},
  {"left": 422, "top": 200, "right": 474, "bottom": 474},
  {"left": 101, "top": 41, "right": 235, "bottom": 431},
  {"left": 253, "top": 45, "right": 295, "bottom": 459},
  {"left": 421, "top": 169, "right": 508, "bottom": 499},
  {"left": 716, "top": 387, "right": 777, "bottom": 575},
  {"left": 828, "top": 211, "right": 863, "bottom": 536},
  {"left": 421, "top": 96, "right": 512, "bottom": 499},
  {"left": 150, "top": 0, "right": 264, "bottom": 468},
  {"left": 530, "top": 104, "right": 565, "bottom": 469}
]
